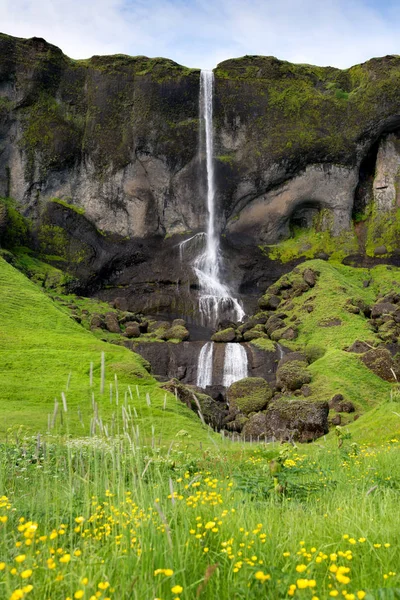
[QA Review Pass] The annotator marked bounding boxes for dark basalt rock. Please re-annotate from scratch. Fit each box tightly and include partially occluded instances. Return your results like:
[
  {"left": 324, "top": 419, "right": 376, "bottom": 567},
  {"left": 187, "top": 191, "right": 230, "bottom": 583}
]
[
  {"left": 160, "top": 380, "right": 227, "bottom": 430},
  {"left": 90, "top": 313, "right": 104, "bottom": 329},
  {"left": 278, "top": 352, "right": 308, "bottom": 367},
  {"left": 303, "top": 268, "right": 317, "bottom": 287},
  {"left": 124, "top": 322, "right": 141, "bottom": 338},
  {"left": 241, "top": 399, "right": 329, "bottom": 442},
  {"left": 371, "top": 302, "right": 398, "bottom": 318},
  {"left": 104, "top": 312, "right": 120, "bottom": 334},
  {"left": 276, "top": 360, "right": 312, "bottom": 391},
  {"left": 361, "top": 347, "right": 400, "bottom": 382},
  {"left": 258, "top": 294, "right": 281, "bottom": 310},
  {"left": 329, "top": 395, "right": 355, "bottom": 413}
]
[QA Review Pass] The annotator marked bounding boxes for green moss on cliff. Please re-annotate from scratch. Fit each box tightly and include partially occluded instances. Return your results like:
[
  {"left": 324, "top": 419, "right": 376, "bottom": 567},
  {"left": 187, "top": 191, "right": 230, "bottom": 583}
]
[
  {"left": 214, "top": 54, "right": 400, "bottom": 170},
  {"left": 264, "top": 223, "right": 358, "bottom": 263},
  {"left": 50, "top": 198, "right": 85, "bottom": 215},
  {"left": 365, "top": 207, "right": 400, "bottom": 256},
  {"left": 0, "top": 197, "right": 30, "bottom": 249}
]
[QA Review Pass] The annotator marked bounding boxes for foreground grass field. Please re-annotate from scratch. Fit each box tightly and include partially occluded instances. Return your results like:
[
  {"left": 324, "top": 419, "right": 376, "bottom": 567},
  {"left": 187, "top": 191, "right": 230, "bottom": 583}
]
[{"left": 0, "top": 425, "right": 399, "bottom": 600}]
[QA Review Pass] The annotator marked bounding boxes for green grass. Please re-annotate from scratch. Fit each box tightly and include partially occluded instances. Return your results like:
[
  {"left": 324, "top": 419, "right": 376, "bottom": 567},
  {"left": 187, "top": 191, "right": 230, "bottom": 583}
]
[
  {"left": 0, "top": 428, "right": 399, "bottom": 599},
  {"left": 258, "top": 260, "right": 400, "bottom": 415},
  {"left": 0, "top": 257, "right": 213, "bottom": 442},
  {"left": 309, "top": 349, "right": 392, "bottom": 412},
  {"left": 269, "top": 260, "right": 400, "bottom": 352}
]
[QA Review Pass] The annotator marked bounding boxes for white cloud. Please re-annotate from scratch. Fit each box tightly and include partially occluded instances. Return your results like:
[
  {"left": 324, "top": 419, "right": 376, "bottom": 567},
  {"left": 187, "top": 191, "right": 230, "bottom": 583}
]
[{"left": 0, "top": 0, "right": 399, "bottom": 69}]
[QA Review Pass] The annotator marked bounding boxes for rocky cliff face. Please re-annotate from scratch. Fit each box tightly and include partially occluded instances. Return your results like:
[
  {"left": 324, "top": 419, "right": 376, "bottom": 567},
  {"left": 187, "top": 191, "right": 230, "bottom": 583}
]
[{"left": 1, "top": 33, "right": 400, "bottom": 316}]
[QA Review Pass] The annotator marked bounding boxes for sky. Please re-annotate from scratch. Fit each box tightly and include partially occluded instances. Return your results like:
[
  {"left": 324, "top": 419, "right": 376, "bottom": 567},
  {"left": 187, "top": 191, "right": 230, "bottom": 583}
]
[{"left": 1, "top": 0, "right": 400, "bottom": 69}]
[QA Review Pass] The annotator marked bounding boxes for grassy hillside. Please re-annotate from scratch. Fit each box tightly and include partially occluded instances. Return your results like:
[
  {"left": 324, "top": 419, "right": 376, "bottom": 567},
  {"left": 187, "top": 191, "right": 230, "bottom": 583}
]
[{"left": 0, "top": 257, "right": 212, "bottom": 442}]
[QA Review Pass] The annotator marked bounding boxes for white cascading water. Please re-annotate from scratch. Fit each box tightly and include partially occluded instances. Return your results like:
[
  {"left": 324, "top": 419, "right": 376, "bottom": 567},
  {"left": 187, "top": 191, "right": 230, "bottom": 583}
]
[
  {"left": 223, "top": 343, "right": 248, "bottom": 388},
  {"left": 181, "top": 70, "right": 245, "bottom": 329},
  {"left": 192, "top": 71, "right": 246, "bottom": 388},
  {"left": 196, "top": 342, "right": 214, "bottom": 388}
]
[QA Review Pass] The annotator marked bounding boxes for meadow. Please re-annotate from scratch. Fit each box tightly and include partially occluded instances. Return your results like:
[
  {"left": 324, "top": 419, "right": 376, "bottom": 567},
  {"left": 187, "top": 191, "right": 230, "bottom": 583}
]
[
  {"left": 0, "top": 412, "right": 399, "bottom": 600},
  {"left": 1, "top": 255, "right": 400, "bottom": 599}
]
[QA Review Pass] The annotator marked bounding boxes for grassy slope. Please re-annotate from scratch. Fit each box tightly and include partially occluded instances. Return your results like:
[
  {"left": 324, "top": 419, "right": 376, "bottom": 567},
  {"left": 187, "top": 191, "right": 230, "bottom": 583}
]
[
  {"left": 0, "top": 257, "right": 213, "bottom": 442},
  {"left": 261, "top": 261, "right": 400, "bottom": 426}
]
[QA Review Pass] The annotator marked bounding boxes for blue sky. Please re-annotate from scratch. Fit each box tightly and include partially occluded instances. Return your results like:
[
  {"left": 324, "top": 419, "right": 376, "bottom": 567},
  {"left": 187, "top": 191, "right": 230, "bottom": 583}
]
[{"left": 1, "top": 0, "right": 399, "bottom": 69}]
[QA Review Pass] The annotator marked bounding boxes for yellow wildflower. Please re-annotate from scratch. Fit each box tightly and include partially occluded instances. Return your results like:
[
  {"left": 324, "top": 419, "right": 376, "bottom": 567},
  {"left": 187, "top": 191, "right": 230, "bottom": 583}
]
[
  {"left": 171, "top": 585, "right": 183, "bottom": 594},
  {"left": 20, "top": 570, "right": 32, "bottom": 579}
]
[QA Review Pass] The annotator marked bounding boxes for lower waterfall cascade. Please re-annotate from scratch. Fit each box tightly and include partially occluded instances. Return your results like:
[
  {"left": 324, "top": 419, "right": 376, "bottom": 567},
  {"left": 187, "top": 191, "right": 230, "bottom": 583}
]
[
  {"left": 222, "top": 343, "right": 248, "bottom": 388},
  {"left": 196, "top": 341, "right": 214, "bottom": 388},
  {"left": 196, "top": 341, "right": 249, "bottom": 389}
]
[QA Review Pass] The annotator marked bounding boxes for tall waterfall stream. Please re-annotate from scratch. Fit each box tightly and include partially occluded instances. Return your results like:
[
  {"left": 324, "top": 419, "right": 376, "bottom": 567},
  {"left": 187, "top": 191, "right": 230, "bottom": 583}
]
[{"left": 194, "top": 70, "right": 247, "bottom": 388}]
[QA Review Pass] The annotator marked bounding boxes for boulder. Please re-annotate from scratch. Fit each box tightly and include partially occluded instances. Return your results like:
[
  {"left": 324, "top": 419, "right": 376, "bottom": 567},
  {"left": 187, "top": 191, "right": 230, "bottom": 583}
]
[
  {"left": 347, "top": 340, "right": 373, "bottom": 353},
  {"left": 241, "top": 413, "right": 269, "bottom": 440},
  {"left": 242, "top": 399, "right": 329, "bottom": 442},
  {"left": 381, "top": 292, "right": 400, "bottom": 305},
  {"left": 104, "top": 312, "right": 120, "bottom": 333},
  {"left": 225, "top": 414, "right": 249, "bottom": 433},
  {"left": 211, "top": 327, "right": 236, "bottom": 342},
  {"left": 162, "top": 325, "right": 190, "bottom": 341},
  {"left": 265, "top": 315, "right": 286, "bottom": 336},
  {"left": 303, "top": 268, "right": 317, "bottom": 287},
  {"left": 217, "top": 319, "right": 238, "bottom": 330},
  {"left": 278, "top": 352, "right": 308, "bottom": 367},
  {"left": 377, "top": 321, "right": 399, "bottom": 342},
  {"left": 258, "top": 295, "right": 281, "bottom": 310},
  {"left": 90, "top": 313, "right": 104, "bottom": 329},
  {"left": 329, "top": 395, "right": 355, "bottom": 413},
  {"left": 276, "top": 360, "right": 311, "bottom": 391},
  {"left": 226, "top": 377, "right": 273, "bottom": 416},
  {"left": 148, "top": 320, "right": 170, "bottom": 334},
  {"left": 331, "top": 414, "right": 341, "bottom": 426},
  {"left": 173, "top": 318, "right": 187, "bottom": 327},
  {"left": 374, "top": 245, "right": 387, "bottom": 255},
  {"left": 243, "top": 329, "right": 268, "bottom": 342},
  {"left": 279, "top": 327, "right": 298, "bottom": 341},
  {"left": 361, "top": 348, "right": 399, "bottom": 382},
  {"left": 161, "top": 380, "right": 226, "bottom": 430},
  {"left": 371, "top": 303, "right": 397, "bottom": 319},
  {"left": 119, "top": 312, "right": 140, "bottom": 324},
  {"left": 125, "top": 322, "right": 141, "bottom": 338}
]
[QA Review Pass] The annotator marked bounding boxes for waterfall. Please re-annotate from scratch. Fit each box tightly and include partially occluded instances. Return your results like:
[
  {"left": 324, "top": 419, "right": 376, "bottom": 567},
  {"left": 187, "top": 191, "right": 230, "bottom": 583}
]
[
  {"left": 223, "top": 343, "right": 248, "bottom": 388},
  {"left": 196, "top": 341, "right": 214, "bottom": 388},
  {"left": 180, "top": 70, "right": 245, "bottom": 328}
]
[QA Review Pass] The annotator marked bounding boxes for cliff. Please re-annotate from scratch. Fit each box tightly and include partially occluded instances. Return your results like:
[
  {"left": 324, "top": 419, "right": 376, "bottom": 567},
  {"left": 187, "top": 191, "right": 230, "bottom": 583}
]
[{"left": 1, "top": 33, "right": 400, "bottom": 316}]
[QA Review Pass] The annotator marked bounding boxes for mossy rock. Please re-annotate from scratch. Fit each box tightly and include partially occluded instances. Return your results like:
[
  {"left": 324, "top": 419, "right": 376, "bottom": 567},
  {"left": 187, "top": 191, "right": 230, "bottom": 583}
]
[
  {"left": 211, "top": 327, "right": 236, "bottom": 342},
  {"left": 277, "top": 360, "right": 311, "bottom": 391},
  {"left": 361, "top": 348, "right": 399, "bottom": 382},
  {"left": 161, "top": 325, "right": 189, "bottom": 342},
  {"left": 226, "top": 377, "right": 272, "bottom": 416},
  {"left": 161, "top": 380, "right": 225, "bottom": 429},
  {"left": 243, "top": 329, "right": 268, "bottom": 342},
  {"left": 242, "top": 398, "right": 329, "bottom": 442}
]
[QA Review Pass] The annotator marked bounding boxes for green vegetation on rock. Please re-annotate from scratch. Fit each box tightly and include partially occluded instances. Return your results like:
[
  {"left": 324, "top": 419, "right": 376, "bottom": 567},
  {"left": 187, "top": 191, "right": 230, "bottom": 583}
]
[{"left": 227, "top": 377, "right": 273, "bottom": 415}]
